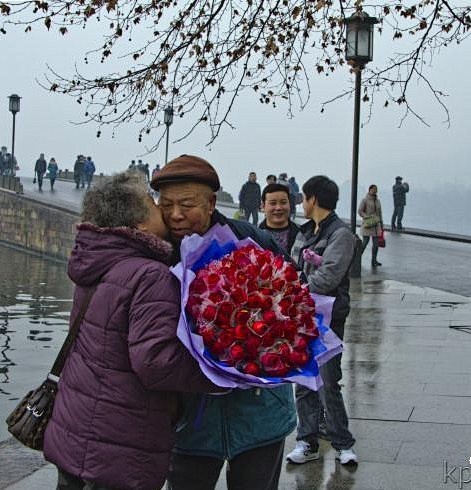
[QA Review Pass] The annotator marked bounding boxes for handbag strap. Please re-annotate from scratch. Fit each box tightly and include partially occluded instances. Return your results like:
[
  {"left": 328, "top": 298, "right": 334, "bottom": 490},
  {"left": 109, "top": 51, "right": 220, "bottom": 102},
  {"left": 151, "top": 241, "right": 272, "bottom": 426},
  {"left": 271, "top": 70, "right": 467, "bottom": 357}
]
[{"left": 49, "top": 285, "right": 97, "bottom": 378}]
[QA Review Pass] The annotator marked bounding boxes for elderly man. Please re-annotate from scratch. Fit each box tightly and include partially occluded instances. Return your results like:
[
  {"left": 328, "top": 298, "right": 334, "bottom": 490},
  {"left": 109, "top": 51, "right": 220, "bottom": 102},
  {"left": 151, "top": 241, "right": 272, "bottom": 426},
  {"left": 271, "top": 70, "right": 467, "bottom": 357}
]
[{"left": 151, "top": 155, "right": 296, "bottom": 490}]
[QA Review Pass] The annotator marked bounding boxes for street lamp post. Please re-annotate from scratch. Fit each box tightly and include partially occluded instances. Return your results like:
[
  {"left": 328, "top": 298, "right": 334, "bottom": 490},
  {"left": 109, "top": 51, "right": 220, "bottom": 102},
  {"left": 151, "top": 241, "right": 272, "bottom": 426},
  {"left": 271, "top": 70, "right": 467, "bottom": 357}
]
[
  {"left": 164, "top": 106, "right": 174, "bottom": 165},
  {"left": 345, "top": 11, "right": 378, "bottom": 277},
  {"left": 8, "top": 94, "right": 21, "bottom": 175}
]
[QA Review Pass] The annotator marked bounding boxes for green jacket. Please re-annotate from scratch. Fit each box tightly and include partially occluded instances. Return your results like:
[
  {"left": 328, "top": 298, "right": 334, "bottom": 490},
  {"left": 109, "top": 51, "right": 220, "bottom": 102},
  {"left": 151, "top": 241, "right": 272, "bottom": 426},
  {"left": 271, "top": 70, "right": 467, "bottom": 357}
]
[{"left": 174, "top": 210, "right": 296, "bottom": 459}]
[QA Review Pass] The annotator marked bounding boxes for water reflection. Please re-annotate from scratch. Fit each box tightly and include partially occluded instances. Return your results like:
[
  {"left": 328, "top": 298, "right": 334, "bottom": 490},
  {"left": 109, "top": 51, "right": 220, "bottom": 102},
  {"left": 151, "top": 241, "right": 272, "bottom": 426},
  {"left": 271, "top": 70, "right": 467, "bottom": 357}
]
[{"left": 0, "top": 245, "right": 73, "bottom": 441}]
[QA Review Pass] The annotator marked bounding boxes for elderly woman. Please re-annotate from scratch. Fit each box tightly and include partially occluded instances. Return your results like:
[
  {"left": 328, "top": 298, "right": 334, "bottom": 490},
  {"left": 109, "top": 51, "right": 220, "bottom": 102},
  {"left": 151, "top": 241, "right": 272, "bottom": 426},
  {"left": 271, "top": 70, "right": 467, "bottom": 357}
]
[
  {"left": 43, "top": 171, "right": 221, "bottom": 490},
  {"left": 358, "top": 184, "right": 384, "bottom": 267}
]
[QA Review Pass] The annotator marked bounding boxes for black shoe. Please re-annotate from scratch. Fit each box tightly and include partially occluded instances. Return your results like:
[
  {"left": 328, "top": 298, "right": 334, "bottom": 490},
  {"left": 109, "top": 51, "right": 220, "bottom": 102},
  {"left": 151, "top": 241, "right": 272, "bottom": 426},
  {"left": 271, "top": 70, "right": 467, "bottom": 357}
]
[{"left": 372, "top": 261, "right": 382, "bottom": 267}]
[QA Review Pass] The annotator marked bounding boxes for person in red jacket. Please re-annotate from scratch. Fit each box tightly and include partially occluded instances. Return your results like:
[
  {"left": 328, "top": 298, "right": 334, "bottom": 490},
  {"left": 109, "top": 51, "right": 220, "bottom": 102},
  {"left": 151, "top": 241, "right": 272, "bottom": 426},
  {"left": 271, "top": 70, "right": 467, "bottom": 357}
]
[{"left": 43, "top": 171, "right": 223, "bottom": 490}]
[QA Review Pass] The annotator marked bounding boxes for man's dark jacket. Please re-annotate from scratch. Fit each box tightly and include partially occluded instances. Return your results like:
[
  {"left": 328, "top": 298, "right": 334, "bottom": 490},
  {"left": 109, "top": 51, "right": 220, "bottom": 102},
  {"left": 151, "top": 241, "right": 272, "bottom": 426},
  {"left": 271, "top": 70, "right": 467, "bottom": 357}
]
[
  {"left": 291, "top": 212, "right": 354, "bottom": 338},
  {"left": 238, "top": 181, "right": 261, "bottom": 210},
  {"left": 392, "top": 182, "right": 409, "bottom": 207}
]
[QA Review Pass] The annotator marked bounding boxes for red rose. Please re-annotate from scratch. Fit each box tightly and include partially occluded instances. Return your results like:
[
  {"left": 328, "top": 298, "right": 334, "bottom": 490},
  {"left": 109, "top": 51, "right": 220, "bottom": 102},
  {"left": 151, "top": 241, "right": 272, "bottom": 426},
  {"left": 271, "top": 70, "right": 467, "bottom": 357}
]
[
  {"left": 229, "top": 343, "right": 246, "bottom": 361},
  {"left": 231, "top": 288, "right": 248, "bottom": 304},
  {"left": 259, "top": 264, "right": 273, "bottom": 280},
  {"left": 235, "top": 324, "right": 249, "bottom": 340},
  {"left": 284, "top": 265, "right": 298, "bottom": 282},
  {"left": 251, "top": 320, "right": 268, "bottom": 336},
  {"left": 289, "top": 350, "right": 310, "bottom": 367},
  {"left": 243, "top": 361, "right": 261, "bottom": 376},
  {"left": 202, "top": 305, "right": 217, "bottom": 322},
  {"left": 209, "top": 291, "right": 224, "bottom": 303},
  {"left": 235, "top": 308, "right": 250, "bottom": 324},
  {"left": 191, "top": 278, "right": 207, "bottom": 295},
  {"left": 262, "top": 310, "right": 277, "bottom": 324},
  {"left": 247, "top": 293, "right": 264, "bottom": 309},
  {"left": 260, "top": 353, "right": 290, "bottom": 376}
]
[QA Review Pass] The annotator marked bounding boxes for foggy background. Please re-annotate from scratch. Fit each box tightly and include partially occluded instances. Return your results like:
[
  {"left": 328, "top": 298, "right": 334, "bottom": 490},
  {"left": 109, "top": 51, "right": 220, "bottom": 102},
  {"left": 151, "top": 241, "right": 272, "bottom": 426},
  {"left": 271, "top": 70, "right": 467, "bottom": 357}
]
[{"left": 1, "top": 18, "right": 470, "bottom": 235}]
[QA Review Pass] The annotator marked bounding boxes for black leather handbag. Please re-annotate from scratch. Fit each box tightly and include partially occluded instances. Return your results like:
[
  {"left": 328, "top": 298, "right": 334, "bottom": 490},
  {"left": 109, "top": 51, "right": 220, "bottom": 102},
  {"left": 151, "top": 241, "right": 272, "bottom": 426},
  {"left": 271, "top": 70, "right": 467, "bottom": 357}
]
[{"left": 5, "top": 286, "right": 96, "bottom": 450}]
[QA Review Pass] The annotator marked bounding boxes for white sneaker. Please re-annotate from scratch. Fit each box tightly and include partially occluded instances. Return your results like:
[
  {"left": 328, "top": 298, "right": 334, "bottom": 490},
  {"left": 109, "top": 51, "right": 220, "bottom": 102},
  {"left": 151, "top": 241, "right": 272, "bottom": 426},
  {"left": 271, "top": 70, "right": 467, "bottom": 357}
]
[
  {"left": 335, "top": 448, "right": 358, "bottom": 465},
  {"left": 286, "top": 440, "right": 319, "bottom": 464}
]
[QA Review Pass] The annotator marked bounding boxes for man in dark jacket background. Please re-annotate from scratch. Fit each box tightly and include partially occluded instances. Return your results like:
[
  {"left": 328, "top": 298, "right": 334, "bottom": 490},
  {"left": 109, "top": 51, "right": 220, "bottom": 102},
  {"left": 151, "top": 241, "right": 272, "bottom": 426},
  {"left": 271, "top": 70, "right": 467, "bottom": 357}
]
[
  {"left": 34, "top": 153, "right": 47, "bottom": 191},
  {"left": 391, "top": 176, "right": 410, "bottom": 231},
  {"left": 287, "top": 175, "right": 358, "bottom": 467},
  {"left": 151, "top": 155, "right": 296, "bottom": 490},
  {"left": 259, "top": 183, "right": 299, "bottom": 255},
  {"left": 238, "top": 171, "right": 261, "bottom": 225}
]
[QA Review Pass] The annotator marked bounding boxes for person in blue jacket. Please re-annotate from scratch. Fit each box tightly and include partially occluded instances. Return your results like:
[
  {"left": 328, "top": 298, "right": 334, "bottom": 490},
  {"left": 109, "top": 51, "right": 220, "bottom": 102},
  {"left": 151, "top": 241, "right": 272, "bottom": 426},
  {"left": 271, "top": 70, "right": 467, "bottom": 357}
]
[
  {"left": 151, "top": 155, "right": 296, "bottom": 490},
  {"left": 47, "top": 157, "right": 59, "bottom": 191},
  {"left": 84, "top": 156, "right": 96, "bottom": 189}
]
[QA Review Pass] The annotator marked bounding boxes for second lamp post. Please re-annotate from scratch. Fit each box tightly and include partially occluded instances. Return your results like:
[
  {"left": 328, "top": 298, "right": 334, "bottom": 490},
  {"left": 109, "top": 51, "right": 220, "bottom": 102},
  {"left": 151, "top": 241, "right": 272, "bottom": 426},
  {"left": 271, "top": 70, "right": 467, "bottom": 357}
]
[
  {"left": 164, "top": 106, "right": 174, "bottom": 165},
  {"left": 8, "top": 94, "right": 21, "bottom": 174},
  {"left": 345, "top": 11, "right": 378, "bottom": 278}
]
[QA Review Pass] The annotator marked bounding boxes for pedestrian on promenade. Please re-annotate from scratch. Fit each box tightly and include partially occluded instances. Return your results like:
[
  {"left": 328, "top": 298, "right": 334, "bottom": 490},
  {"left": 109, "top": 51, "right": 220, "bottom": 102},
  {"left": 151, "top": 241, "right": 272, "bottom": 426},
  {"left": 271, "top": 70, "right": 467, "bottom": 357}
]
[
  {"left": 238, "top": 171, "right": 262, "bottom": 225},
  {"left": 391, "top": 176, "right": 409, "bottom": 231},
  {"left": 47, "top": 157, "right": 59, "bottom": 191},
  {"left": 0, "top": 146, "right": 7, "bottom": 176},
  {"left": 84, "top": 156, "right": 96, "bottom": 189},
  {"left": 152, "top": 164, "right": 160, "bottom": 180},
  {"left": 43, "top": 171, "right": 222, "bottom": 490},
  {"left": 34, "top": 153, "right": 47, "bottom": 191},
  {"left": 151, "top": 155, "right": 296, "bottom": 490},
  {"left": 278, "top": 172, "right": 289, "bottom": 187},
  {"left": 288, "top": 176, "right": 300, "bottom": 219},
  {"left": 259, "top": 183, "right": 299, "bottom": 254},
  {"left": 266, "top": 174, "right": 277, "bottom": 185},
  {"left": 287, "top": 175, "right": 358, "bottom": 466},
  {"left": 73, "top": 155, "right": 85, "bottom": 189},
  {"left": 359, "top": 184, "right": 384, "bottom": 267}
]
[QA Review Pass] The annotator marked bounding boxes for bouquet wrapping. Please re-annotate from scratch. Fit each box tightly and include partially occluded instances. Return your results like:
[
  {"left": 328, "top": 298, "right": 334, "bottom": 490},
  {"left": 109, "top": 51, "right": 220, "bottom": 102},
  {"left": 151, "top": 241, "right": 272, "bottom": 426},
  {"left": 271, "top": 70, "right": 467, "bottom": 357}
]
[{"left": 171, "top": 224, "right": 342, "bottom": 390}]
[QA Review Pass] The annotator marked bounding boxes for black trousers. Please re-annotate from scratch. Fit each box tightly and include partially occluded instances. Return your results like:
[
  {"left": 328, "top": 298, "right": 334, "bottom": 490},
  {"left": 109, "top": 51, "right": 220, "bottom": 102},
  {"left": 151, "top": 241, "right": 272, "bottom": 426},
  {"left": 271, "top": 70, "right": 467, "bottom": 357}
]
[
  {"left": 36, "top": 172, "right": 44, "bottom": 190},
  {"left": 242, "top": 207, "right": 259, "bottom": 226},
  {"left": 391, "top": 205, "right": 405, "bottom": 228},
  {"left": 362, "top": 235, "right": 379, "bottom": 263},
  {"left": 167, "top": 440, "right": 285, "bottom": 490}
]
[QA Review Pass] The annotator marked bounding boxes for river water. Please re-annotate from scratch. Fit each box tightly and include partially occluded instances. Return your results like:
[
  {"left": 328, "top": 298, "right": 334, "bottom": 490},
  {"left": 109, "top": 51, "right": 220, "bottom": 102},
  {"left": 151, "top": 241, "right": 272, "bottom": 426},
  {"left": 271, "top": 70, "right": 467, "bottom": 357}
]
[{"left": 0, "top": 245, "right": 73, "bottom": 441}]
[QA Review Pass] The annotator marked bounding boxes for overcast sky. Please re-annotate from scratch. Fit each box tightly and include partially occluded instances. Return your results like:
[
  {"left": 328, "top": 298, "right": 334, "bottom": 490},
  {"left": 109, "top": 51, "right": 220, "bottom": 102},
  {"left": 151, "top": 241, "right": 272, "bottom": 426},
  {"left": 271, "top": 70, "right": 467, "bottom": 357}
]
[{"left": 2, "top": 16, "right": 470, "bottom": 206}]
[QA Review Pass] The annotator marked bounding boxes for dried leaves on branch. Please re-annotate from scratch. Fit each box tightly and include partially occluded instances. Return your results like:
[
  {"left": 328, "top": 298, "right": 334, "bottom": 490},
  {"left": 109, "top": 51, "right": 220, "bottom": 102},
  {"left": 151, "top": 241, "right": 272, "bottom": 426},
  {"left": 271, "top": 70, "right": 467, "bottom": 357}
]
[{"left": 1, "top": 0, "right": 470, "bottom": 144}]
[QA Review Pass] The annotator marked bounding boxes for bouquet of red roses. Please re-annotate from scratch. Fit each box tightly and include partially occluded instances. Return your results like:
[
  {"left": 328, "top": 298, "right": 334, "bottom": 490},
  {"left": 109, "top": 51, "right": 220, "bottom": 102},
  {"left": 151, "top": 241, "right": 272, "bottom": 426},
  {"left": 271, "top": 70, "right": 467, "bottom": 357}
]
[{"left": 171, "top": 224, "right": 342, "bottom": 390}]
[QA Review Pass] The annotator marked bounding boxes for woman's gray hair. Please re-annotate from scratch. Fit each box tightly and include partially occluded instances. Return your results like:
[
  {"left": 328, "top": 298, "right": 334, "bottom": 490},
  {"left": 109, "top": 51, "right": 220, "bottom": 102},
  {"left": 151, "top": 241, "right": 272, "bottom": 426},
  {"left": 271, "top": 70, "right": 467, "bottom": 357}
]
[{"left": 81, "top": 171, "right": 150, "bottom": 228}]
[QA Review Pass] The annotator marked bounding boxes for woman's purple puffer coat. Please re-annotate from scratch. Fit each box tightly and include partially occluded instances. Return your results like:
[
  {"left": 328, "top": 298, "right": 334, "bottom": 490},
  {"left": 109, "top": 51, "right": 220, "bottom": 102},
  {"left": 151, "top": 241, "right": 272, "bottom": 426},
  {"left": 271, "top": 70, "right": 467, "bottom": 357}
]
[{"left": 43, "top": 224, "right": 218, "bottom": 490}]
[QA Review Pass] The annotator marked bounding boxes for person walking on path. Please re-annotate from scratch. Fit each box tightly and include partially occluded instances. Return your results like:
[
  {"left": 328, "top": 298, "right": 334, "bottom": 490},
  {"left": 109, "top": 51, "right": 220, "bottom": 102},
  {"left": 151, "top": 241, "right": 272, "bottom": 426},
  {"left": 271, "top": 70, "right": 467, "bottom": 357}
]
[
  {"left": 288, "top": 176, "right": 300, "bottom": 219},
  {"left": 34, "top": 153, "right": 47, "bottom": 191},
  {"left": 0, "top": 146, "right": 7, "bottom": 176},
  {"left": 391, "top": 176, "right": 409, "bottom": 231},
  {"left": 358, "top": 184, "right": 384, "bottom": 267},
  {"left": 259, "top": 183, "right": 299, "bottom": 254},
  {"left": 238, "top": 171, "right": 262, "bottom": 226},
  {"left": 47, "top": 157, "right": 59, "bottom": 191},
  {"left": 151, "top": 155, "right": 296, "bottom": 490},
  {"left": 43, "top": 171, "right": 223, "bottom": 490},
  {"left": 84, "top": 156, "right": 96, "bottom": 189},
  {"left": 287, "top": 175, "right": 358, "bottom": 467},
  {"left": 73, "top": 155, "right": 85, "bottom": 189}
]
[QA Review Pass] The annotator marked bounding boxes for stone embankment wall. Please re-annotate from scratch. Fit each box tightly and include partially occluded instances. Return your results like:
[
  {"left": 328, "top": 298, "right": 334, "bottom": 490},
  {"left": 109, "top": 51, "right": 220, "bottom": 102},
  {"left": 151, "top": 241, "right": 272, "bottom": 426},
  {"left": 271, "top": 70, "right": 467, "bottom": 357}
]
[{"left": 0, "top": 188, "right": 78, "bottom": 261}]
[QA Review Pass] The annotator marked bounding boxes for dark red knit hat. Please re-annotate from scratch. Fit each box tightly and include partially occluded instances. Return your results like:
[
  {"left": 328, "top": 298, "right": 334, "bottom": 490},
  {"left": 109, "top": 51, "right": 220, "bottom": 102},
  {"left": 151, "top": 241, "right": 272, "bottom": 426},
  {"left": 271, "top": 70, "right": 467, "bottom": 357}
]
[{"left": 150, "top": 154, "right": 220, "bottom": 191}]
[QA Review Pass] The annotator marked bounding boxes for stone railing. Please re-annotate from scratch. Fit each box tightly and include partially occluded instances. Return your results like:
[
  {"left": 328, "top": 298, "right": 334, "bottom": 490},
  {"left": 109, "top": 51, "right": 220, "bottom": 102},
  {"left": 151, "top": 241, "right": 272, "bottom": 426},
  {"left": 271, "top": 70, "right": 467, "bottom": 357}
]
[{"left": 0, "top": 175, "right": 23, "bottom": 194}]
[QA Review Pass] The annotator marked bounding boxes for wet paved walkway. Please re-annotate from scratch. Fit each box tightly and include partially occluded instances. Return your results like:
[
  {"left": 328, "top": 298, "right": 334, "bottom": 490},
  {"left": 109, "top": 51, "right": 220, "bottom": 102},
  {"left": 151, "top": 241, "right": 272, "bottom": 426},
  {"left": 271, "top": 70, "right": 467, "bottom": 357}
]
[{"left": 2, "top": 279, "right": 471, "bottom": 490}]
